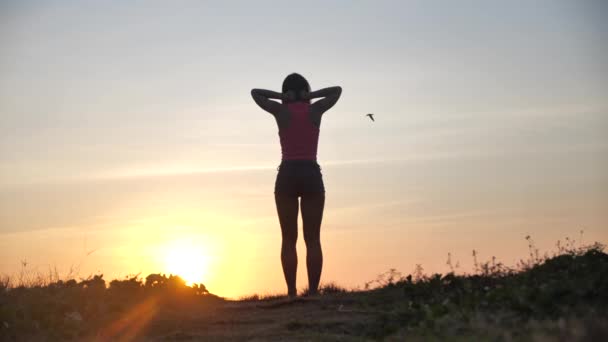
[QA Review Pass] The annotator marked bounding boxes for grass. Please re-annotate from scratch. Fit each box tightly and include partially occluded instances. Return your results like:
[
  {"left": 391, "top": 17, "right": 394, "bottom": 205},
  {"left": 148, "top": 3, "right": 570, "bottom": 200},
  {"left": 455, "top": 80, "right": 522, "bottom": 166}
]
[
  {"left": 235, "top": 283, "right": 348, "bottom": 302},
  {"left": 0, "top": 235, "right": 607, "bottom": 341},
  {"left": 350, "top": 241, "right": 608, "bottom": 340}
]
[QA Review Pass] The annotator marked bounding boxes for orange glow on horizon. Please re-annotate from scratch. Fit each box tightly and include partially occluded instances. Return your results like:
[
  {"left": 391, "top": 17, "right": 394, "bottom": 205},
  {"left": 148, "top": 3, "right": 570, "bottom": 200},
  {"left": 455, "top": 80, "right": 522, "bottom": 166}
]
[{"left": 163, "top": 238, "right": 210, "bottom": 286}]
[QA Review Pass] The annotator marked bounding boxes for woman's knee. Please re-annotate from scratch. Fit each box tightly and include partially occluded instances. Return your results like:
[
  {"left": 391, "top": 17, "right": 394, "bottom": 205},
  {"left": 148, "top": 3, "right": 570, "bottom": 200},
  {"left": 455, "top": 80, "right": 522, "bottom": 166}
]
[
  {"left": 282, "top": 233, "right": 298, "bottom": 247},
  {"left": 303, "top": 232, "right": 320, "bottom": 247}
]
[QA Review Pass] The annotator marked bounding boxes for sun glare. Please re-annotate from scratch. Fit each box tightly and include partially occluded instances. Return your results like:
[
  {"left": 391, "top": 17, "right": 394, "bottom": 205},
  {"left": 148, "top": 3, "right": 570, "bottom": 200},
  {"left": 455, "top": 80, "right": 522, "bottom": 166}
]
[{"left": 164, "top": 239, "right": 209, "bottom": 285}]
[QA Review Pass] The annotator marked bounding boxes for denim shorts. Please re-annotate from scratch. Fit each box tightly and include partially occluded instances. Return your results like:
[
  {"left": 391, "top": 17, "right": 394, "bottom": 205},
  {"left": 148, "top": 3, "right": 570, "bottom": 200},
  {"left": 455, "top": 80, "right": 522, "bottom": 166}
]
[{"left": 274, "top": 160, "right": 325, "bottom": 196}]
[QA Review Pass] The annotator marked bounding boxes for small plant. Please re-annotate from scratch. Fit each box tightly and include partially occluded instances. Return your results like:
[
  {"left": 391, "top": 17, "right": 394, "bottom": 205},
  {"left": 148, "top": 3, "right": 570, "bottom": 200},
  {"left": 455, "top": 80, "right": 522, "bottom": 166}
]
[
  {"left": 365, "top": 268, "right": 404, "bottom": 289},
  {"left": 445, "top": 252, "right": 460, "bottom": 273},
  {"left": 0, "top": 275, "right": 10, "bottom": 292},
  {"left": 319, "top": 282, "right": 347, "bottom": 294}
]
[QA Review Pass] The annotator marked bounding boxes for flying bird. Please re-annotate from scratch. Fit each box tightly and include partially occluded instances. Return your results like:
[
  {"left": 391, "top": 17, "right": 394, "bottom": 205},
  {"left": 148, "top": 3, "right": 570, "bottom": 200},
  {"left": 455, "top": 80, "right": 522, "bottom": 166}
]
[{"left": 366, "top": 113, "right": 375, "bottom": 122}]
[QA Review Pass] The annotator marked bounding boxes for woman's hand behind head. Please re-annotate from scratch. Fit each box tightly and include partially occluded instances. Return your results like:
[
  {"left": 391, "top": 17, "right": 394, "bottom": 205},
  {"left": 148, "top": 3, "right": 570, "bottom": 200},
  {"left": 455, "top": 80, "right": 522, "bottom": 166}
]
[
  {"left": 299, "top": 90, "right": 310, "bottom": 101},
  {"left": 283, "top": 90, "right": 296, "bottom": 102}
]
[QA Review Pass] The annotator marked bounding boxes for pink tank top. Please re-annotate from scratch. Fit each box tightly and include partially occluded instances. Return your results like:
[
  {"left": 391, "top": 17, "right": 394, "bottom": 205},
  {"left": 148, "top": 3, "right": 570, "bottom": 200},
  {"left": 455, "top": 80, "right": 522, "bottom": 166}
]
[{"left": 279, "top": 102, "right": 319, "bottom": 161}]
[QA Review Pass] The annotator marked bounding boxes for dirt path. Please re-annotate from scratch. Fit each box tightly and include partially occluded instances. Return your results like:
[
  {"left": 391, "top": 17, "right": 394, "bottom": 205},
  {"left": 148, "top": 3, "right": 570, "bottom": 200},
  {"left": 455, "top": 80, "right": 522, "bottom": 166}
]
[{"left": 143, "top": 294, "right": 375, "bottom": 341}]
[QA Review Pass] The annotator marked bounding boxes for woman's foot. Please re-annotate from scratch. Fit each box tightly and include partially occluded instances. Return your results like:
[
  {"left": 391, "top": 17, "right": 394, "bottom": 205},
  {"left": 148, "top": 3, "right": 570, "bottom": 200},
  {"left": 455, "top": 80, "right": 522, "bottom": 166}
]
[{"left": 302, "top": 288, "right": 320, "bottom": 298}]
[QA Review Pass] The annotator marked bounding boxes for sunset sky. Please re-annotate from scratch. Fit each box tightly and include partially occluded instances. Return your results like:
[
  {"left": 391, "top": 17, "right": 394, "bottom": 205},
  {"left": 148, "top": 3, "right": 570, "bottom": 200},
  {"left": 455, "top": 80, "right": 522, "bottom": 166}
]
[{"left": 1, "top": 1, "right": 607, "bottom": 298}]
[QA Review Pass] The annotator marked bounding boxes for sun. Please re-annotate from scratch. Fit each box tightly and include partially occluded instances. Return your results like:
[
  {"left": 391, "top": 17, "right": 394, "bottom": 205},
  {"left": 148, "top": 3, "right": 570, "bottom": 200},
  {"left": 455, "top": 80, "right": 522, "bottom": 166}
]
[{"left": 163, "top": 239, "right": 209, "bottom": 285}]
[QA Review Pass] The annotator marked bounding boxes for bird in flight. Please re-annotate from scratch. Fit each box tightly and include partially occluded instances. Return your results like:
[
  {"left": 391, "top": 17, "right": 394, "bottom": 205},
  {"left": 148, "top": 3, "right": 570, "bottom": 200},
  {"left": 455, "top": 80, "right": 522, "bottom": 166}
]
[{"left": 366, "top": 113, "right": 375, "bottom": 122}]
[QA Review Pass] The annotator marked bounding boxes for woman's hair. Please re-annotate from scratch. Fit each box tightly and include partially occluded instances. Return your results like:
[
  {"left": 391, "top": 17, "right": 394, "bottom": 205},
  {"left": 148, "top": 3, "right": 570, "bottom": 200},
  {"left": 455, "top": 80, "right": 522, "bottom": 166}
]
[{"left": 282, "top": 73, "right": 310, "bottom": 102}]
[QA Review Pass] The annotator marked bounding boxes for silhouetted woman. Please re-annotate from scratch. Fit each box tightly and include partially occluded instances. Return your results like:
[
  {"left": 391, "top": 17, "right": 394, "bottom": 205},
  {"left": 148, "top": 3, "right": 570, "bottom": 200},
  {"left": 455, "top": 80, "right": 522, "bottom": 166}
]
[{"left": 251, "top": 74, "right": 342, "bottom": 297}]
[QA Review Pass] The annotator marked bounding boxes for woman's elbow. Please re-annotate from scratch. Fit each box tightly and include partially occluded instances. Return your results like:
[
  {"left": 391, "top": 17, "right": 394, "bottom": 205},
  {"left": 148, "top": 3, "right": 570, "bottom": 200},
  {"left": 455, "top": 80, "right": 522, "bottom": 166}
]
[{"left": 335, "top": 86, "right": 342, "bottom": 98}]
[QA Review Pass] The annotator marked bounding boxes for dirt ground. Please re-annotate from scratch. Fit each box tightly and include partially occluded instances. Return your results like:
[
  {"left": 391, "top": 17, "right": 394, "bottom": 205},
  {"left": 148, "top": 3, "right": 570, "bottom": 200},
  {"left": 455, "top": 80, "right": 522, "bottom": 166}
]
[{"left": 118, "top": 294, "right": 375, "bottom": 341}]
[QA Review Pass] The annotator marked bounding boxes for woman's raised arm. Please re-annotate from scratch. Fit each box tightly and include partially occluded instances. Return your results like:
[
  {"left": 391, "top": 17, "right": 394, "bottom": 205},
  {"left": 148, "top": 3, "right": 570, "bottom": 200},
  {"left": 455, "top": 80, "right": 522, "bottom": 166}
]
[
  {"left": 309, "top": 86, "right": 342, "bottom": 115},
  {"left": 251, "top": 88, "right": 287, "bottom": 116}
]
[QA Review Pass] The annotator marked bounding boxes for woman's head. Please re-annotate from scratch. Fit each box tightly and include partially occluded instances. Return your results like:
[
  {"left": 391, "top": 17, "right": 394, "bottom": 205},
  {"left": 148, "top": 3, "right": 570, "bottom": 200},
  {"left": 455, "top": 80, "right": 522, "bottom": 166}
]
[{"left": 282, "top": 73, "right": 310, "bottom": 103}]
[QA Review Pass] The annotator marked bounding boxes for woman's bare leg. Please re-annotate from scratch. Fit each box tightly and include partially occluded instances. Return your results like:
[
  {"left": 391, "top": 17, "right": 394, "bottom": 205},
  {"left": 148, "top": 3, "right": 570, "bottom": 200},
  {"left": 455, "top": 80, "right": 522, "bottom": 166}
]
[
  {"left": 301, "top": 192, "right": 325, "bottom": 295},
  {"left": 275, "top": 193, "right": 299, "bottom": 297}
]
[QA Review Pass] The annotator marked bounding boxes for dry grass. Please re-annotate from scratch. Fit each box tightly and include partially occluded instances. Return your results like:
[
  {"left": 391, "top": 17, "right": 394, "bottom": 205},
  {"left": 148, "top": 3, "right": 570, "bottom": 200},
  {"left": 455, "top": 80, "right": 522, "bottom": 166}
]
[{"left": 0, "top": 234, "right": 606, "bottom": 341}]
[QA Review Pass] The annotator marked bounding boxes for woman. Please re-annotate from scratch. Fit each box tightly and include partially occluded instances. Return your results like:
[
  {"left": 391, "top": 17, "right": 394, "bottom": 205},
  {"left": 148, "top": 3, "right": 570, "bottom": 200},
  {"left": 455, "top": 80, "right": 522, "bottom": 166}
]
[{"left": 251, "top": 73, "right": 342, "bottom": 297}]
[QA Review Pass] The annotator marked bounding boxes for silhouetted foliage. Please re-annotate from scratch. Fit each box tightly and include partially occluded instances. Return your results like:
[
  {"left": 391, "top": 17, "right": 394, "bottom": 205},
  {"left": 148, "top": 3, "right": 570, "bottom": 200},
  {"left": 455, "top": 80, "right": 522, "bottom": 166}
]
[
  {"left": 0, "top": 237, "right": 606, "bottom": 340},
  {"left": 354, "top": 241, "right": 608, "bottom": 339},
  {"left": 0, "top": 272, "right": 219, "bottom": 340}
]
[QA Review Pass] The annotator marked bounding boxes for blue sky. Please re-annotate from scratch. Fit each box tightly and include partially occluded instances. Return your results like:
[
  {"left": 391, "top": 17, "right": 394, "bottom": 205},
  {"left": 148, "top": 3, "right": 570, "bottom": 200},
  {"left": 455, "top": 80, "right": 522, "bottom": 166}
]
[{"left": 1, "top": 1, "right": 607, "bottom": 297}]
